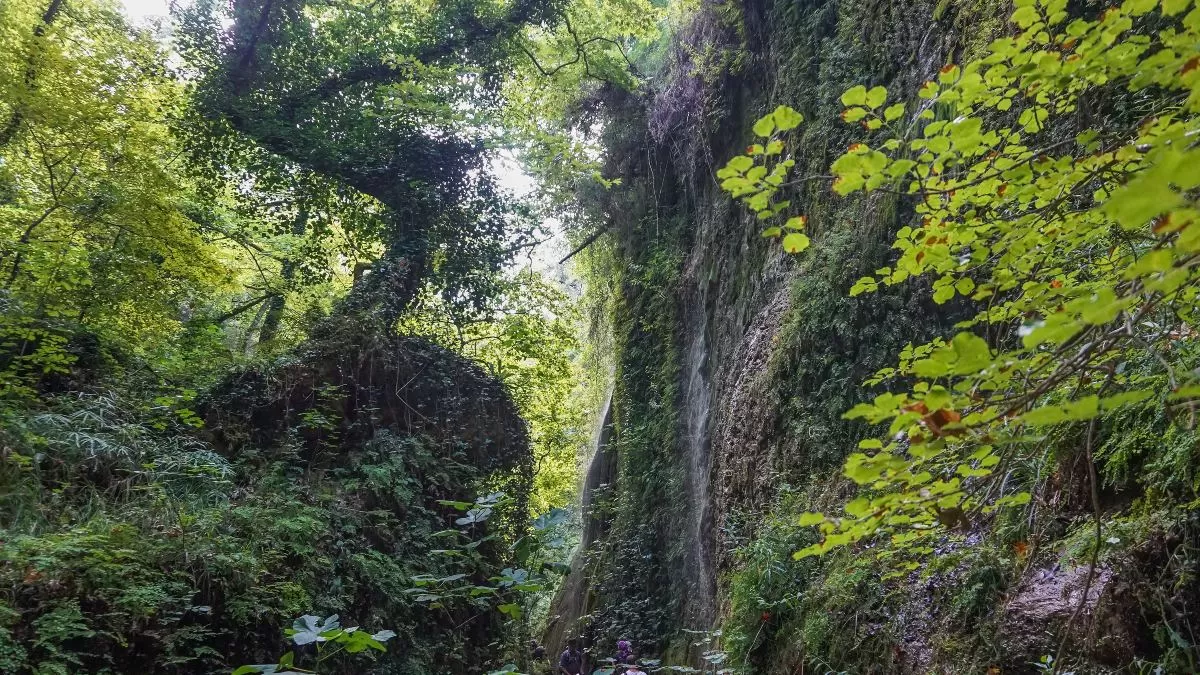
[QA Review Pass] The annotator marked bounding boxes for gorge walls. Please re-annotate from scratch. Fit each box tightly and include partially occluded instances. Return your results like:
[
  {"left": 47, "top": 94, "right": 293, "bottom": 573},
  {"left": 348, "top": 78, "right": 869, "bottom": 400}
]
[{"left": 548, "top": 0, "right": 1200, "bottom": 671}]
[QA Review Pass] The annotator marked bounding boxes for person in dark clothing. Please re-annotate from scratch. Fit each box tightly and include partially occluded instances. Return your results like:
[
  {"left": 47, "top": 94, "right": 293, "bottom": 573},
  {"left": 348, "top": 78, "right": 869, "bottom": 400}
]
[
  {"left": 531, "top": 640, "right": 546, "bottom": 660},
  {"left": 559, "top": 640, "right": 583, "bottom": 675}
]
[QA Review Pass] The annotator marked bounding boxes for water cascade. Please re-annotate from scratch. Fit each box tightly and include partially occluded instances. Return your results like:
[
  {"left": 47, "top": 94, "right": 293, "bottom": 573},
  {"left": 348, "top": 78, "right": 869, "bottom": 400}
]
[
  {"left": 542, "top": 390, "right": 618, "bottom": 658},
  {"left": 680, "top": 280, "right": 716, "bottom": 629}
]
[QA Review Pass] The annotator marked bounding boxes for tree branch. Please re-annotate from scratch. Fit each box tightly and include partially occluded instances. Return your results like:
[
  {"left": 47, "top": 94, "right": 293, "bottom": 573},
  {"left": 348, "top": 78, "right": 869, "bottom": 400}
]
[
  {"left": 558, "top": 223, "right": 612, "bottom": 264},
  {"left": 215, "top": 293, "right": 277, "bottom": 323}
]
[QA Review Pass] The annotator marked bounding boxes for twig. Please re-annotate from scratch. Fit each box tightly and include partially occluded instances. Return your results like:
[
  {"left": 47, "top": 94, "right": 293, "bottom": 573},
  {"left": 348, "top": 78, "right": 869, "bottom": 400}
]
[{"left": 1052, "top": 370, "right": 1113, "bottom": 673}]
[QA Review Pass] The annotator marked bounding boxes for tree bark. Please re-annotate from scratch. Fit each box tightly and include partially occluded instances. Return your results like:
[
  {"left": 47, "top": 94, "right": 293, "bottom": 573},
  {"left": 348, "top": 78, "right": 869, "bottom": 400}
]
[{"left": 257, "top": 206, "right": 308, "bottom": 344}]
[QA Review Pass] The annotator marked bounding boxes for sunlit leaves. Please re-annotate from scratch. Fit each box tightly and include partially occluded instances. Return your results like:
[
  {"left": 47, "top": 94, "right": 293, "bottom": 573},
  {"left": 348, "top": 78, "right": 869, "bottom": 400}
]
[
  {"left": 716, "top": 106, "right": 805, "bottom": 252},
  {"left": 718, "top": 0, "right": 1200, "bottom": 562},
  {"left": 773, "top": 105, "right": 805, "bottom": 130},
  {"left": 0, "top": 0, "right": 229, "bottom": 392},
  {"left": 752, "top": 116, "right": 776, "bottom": 138}
]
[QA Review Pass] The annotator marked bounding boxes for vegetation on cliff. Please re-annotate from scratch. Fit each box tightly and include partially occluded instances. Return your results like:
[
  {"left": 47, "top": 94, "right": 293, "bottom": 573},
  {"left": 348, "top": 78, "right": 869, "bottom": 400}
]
[{"left": 554, "top": 0, "right": 1200, "bottom": 672}]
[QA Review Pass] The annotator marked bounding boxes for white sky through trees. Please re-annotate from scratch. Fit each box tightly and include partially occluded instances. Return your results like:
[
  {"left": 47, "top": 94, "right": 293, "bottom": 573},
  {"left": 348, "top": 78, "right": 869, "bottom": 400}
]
[{"left": 121, "top": 0, "right": 168, "bottom": 20}]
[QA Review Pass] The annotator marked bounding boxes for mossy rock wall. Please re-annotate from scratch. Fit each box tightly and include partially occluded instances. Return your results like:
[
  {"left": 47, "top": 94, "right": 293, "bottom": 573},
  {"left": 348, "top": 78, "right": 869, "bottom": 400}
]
[{"left": 566, "top": 0, "right": 1200, "bottom": 671}]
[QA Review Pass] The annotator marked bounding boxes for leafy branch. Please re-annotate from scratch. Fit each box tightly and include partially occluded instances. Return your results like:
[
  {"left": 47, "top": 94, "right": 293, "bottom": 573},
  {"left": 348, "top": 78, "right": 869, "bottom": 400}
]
[{"left": 717, "top": 0, "right": 1200, "bottom": 564}]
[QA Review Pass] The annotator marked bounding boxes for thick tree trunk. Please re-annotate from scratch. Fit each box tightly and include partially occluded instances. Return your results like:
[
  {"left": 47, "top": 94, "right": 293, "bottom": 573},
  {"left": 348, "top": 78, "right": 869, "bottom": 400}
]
[{"left": 257, "top": 206, "right": 308, "bottom": 344}]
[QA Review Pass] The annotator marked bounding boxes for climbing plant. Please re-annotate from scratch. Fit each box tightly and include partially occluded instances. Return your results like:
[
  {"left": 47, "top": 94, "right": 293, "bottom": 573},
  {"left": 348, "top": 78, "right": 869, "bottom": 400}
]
[{"left": 720, "top": 0, "right": 1200, "bottom": 560}]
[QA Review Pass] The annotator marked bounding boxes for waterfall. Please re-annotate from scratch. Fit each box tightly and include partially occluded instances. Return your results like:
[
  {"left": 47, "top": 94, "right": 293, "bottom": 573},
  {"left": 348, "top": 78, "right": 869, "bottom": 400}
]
[
  {"left": 543, "top": 389, "right": 618, "bottom": 659},
  {"left": 681, "top": 281, "right": 716, "bottom": 628}
]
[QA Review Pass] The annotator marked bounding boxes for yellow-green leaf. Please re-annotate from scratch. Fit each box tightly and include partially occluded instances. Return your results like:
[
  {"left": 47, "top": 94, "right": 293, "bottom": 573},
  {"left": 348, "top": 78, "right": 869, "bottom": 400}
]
[
  {"left": 841, "top": 85, "right": 868, "bottom": 106},
  {"left": 781, "top": 232, "right": 811, "bottom": 254}
]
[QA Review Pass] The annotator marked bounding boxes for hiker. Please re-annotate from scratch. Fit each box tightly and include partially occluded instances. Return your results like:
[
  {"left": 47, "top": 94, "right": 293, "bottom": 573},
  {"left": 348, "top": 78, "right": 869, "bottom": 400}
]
[
  {"left": 624, "top": 661, "right": 646, "bottom": 675},
  {"left": 615, "top": 640, "right": 632, "bottom": 664},
  {"left": 559, "top": 639, "right": 583, "bottom": 675},
  {"left": 530, "top": 639, "right": 546, "bottom": 660}
]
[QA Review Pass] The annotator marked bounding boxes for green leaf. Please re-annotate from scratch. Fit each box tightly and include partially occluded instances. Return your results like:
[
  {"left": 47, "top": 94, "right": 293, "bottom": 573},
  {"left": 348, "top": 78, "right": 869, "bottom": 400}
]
[
  {"left": 841, "top": 85, "right": 868, "bottom": 106},
  {"left": 887, "top": 159, "right": 916, "bottom": 177},
  {"left": 781, "top": 233, "right": 811, "bottom": 254},
  {"left": 1122, "top": 0, "right": 1156, "bottom": 15},
  {"left": 773, "top": 105, "right": 804, "bottom": 130},
  {"left": 845, "top": 453, "right": 885, "bottom": 484},
  {"left": 797, "top": 512, "right": 825, "bottom": 526},
  {"left": 1168, "top": 384, "right": 1200, "bottom": 401},
  {"left": 752, "top": 115, "right": 776, "bottom": 138},
  {"left": 833, "top": 173, "right": 865, "bottom": 195},
  {"left": 992, "top": 492, "right": 1032, "bottom": 508},
  {"left": 1017, "top": 107, "right": 1048, "bottom": 132},
  {"left": 290, "top": 615, "right": 337, "bottom": 646},
  {"left": 497, "top": 603, "right": 523, "bottom": 619},
  {"left": 865, "top": 86, "right": 888, "bottom": 109},
  {"left": 938, "top": 64, "right": 960, "bottom": 82},
  {"left": 842, "top": 107, "right": 869, "bottom": 122},
  {"left": 1075, "top": 287, "right": 1124, "bottom": 324},
  {"left": 1011, "top": 5, "right": 1040, "bottom": 27},
  {"left": 726, "top": 155, "right": 754, "bottom": 173},
  {"left": 1022, "top": 396, "right": 1099, "bottom": 426},
  {"left": 1021, "top": 313, "right": 1078, "bottom": 348},
  {"left": 1098, "top": 390, "right": 1154, "bottom": 410},
  {"left": 1106, "top": 178, "right": 1182, "bottom": 229},
  {"left": 883, "top": 103, "right": 906, "bottom": 122},
  {"left": 845, "top": 497, "right": 872, "bottom": 518},
  {"left": 1124, "top": 249, "right": 1174, "bottom": 278},
  {"left": 794, "top": 543, "right": 827, "bottom": 560},
  {"left": 949, "top": 332, "right": 991, "bottom": 373}
]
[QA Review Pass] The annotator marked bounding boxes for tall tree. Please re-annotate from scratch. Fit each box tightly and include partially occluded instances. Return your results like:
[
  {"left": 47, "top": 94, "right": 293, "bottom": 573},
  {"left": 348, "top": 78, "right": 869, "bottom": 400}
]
[{"left": 176, "top": 0, "right": 563, "bottom": 327}]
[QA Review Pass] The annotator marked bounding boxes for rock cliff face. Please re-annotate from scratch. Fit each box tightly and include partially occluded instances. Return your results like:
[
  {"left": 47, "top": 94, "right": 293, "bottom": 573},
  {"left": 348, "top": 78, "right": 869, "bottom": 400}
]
[{"left": 548, "top": 0, "right": 1200, "bottom": 671}]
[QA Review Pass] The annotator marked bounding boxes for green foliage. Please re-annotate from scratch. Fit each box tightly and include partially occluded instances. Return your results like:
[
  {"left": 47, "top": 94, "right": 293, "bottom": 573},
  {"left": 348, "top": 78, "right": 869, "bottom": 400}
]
[
  {"left": 586, "top": 224, "right": 689, "bottom": 653},
  {"left": 176, "top": 0, "right": 574, "bottom": 327},
  {"left": 0, "top": 0, "right": 634, "bottom": 671},
  {"left": 0, "top": 0, "right": 241, "bottom": 397},
  {"left": 715, "top": 106, "right": 803, "bottom": 228},
  {"left": 233, "top": 614, "right": 396, "bottom": 675},
  {"left": 0, "top": 386, "right": 531, "bottom": 673},
  {"left": 503, "top": 0, "right": 662, "bottom": 202},
  {"left": 398, "top": 270, "right": 588, "bottom": 516},
  {"left": 721, "top": 0, "right": 1200, "bottom": 562}
]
